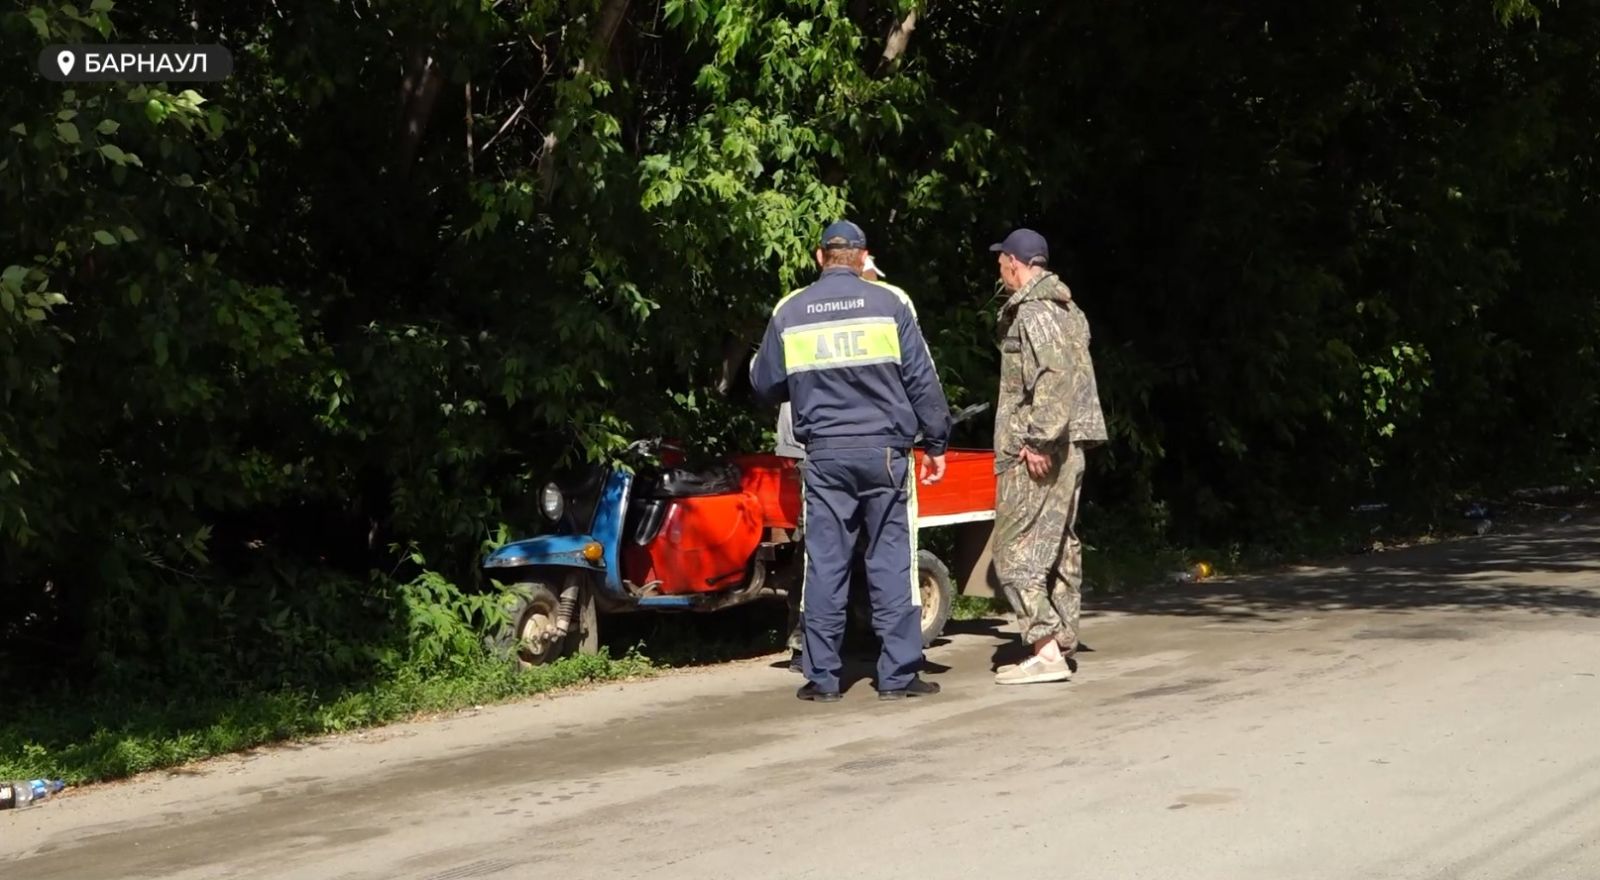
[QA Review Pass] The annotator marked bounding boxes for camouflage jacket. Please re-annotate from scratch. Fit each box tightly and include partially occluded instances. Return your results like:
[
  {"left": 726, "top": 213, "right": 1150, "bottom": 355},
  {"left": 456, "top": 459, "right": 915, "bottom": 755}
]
[{"left": 994, "top": 271, "right": 1108, "bottom": 473}]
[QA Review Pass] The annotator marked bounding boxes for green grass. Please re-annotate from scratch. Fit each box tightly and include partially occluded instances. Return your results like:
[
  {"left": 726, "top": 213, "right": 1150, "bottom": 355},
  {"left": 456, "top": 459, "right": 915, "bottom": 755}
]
[
  {"left": 0, "top": 649, "right": 656, "bottom": 786},
  {"left": 0, "top": 602, "right": 793, "bottom": 789},
  {"left": 951, "top": 594, "right": 1002, "bottom": 621}
]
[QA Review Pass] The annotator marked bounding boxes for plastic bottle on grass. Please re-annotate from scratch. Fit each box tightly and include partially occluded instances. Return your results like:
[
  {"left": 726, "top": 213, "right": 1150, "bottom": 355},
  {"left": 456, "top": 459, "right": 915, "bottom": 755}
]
[{"left": 0, "top": 779, "right": 65, "bottom": 810}]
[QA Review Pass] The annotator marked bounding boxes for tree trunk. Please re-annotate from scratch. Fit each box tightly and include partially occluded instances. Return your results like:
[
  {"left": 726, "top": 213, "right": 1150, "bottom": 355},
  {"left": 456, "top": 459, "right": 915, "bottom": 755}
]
[
  {"left": 394, "top": 50, "right": 443, "bottom": 173},
  {"left": 590, "top": 0, "right": 633, "bottom": 73},
  {"left": 536, "top": 0, "right": 635, "bottom": 201}
]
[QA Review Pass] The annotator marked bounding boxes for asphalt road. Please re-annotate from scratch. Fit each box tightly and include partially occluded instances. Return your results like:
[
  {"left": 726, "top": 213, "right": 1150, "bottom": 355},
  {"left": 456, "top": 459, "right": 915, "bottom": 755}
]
[{"left": 4, "top": 515, "right": 1598, "bottom": 880}]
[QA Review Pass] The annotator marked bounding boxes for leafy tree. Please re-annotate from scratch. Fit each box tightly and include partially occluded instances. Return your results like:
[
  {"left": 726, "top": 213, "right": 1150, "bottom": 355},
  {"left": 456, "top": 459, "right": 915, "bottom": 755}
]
[{"left": 1, "top": 0, "right": 1594, "bottom": 696}]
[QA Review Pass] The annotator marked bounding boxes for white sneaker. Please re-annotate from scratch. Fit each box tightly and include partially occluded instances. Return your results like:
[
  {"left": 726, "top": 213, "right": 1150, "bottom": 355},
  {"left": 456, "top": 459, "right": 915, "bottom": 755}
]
[
  {"left": 996, "top": 654, "right": 1075, "bottom": 674},
  {"left": 995, "top": 654, "right": 1073, "bottom": 685}
]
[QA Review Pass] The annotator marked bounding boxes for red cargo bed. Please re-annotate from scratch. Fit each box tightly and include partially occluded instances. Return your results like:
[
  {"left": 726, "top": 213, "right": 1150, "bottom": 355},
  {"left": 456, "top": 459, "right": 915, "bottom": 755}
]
[
  {"left": 913, "top": 448, "right": 997, "bottom": 526},
  {"left": 730, "top": 448, "right": 996, "bottom": 531}
]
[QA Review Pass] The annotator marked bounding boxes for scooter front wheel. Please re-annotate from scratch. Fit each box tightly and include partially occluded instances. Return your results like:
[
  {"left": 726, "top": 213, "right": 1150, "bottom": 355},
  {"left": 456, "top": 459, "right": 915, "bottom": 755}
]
[{"left": 490, "top": 575, "right": 599, "bottom": 668}]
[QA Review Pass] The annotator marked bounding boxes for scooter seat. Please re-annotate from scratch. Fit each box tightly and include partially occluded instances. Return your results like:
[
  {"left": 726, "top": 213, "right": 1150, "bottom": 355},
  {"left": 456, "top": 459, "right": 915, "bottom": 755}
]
[{"left": 642, "top": 464, "right": 743, "bottom": 498}]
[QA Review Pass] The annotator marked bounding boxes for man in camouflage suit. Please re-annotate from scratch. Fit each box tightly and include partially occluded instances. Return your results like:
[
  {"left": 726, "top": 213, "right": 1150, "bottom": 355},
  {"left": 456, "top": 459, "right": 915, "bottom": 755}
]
[{"left": 988, "top": 228, "right": 1107, "bottom": 685}]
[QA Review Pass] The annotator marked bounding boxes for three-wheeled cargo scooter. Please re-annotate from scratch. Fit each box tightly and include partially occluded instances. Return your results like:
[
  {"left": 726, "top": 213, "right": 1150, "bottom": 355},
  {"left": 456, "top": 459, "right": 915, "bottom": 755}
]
[{"left": 480, "top": 406, "right": 1002, "bottom": 666}]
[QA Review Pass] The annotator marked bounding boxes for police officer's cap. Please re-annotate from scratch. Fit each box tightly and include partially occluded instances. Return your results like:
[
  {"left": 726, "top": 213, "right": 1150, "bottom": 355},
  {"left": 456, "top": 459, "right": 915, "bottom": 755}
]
[
  {"left": 820, "top": 220, "right": 867, "bottom": 250},
  {"left": 990, "top": 228, "right": 1049, "bottom": 266}
]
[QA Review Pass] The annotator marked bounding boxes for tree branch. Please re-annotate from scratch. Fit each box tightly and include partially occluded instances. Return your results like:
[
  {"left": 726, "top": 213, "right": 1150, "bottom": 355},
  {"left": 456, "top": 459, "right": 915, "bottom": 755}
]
[
  {"left": 880, "top": 8, "right": 918, "bottom": 68},
  {"left": 537, "top": 131, "right": 560, "bottom": 201},
  {"left": 479, "top": 91, "right": 529, "bottom": 155},
  {"left": 464, "top": 81, "right": 475, "bottom": 177}
]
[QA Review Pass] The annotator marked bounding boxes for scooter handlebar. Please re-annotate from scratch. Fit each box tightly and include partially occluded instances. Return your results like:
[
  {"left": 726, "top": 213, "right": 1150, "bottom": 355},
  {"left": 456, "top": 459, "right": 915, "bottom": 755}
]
[
  {"left": 951, "top": 401, "right": 990, "bottom": 426},
  {"left": 912, "top": 401, "right": 991, "bottom": 447},
  {"left": 622, "top": 438, "right": 686, "bottom": 457}
]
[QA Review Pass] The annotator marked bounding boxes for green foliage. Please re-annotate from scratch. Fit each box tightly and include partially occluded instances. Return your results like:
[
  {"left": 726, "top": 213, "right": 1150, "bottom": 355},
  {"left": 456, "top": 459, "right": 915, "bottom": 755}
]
[
  {"left": 950, "top": 594, "right": 1000, "bottom": 622},
  {"left": 1, "top": 0, "right": 1596, "bottom": 756}
]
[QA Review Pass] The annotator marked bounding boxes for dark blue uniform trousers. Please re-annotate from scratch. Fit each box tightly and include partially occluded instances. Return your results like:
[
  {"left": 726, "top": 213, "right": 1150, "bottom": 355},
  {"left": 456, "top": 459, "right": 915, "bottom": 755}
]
[{"left": 800, "top": 447, "right": 922, "bottom": 693}]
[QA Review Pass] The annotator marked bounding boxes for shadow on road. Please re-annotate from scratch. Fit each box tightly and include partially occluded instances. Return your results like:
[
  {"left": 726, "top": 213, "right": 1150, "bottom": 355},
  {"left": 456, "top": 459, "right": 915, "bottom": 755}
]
[
  {"left": 1085, "top": 519, "right": 1600, "bottom": 624},
  {"left": 942, "top": 518, "right": 1600, "bottom": 671},
  {"left": 620, "top": 517, "right": 1600, "bottom": 676}
]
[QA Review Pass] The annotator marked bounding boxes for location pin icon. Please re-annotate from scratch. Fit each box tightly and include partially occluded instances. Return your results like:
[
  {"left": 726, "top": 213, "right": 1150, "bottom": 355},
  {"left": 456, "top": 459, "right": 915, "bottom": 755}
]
[{"left": 57, "top": 50, "right": 75, "bottom": 77}]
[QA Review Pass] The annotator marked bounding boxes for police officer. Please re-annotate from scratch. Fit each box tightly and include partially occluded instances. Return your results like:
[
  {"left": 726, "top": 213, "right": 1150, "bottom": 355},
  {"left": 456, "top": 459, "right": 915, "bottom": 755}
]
[
  {"left": 751, "top": 221, "right": 952, "bottom": 702},
  {"left": 775, "top": 252, "right": 908, "bottom": 673}
]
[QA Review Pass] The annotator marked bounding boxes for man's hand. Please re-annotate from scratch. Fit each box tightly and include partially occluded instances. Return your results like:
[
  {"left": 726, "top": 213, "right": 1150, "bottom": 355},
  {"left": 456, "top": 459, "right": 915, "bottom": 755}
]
[
  {"left": 920, "top": 453, "right": 946, "bottom": 485},
  {"left": 1020, "top": 445, "right": 1053, "bottom": 480}
]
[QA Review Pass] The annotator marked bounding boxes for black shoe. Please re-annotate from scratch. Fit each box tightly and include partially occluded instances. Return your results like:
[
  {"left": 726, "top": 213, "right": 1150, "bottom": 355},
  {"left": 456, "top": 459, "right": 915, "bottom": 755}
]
[
  {"left": 788, "top": 650, "right": 804, "bottom": 674},
  {"left": 797, "top": 682, "right": 842, "bottom": 703},
  {"left": 878, "top": 676, "right": 941, "bottom": 701}
]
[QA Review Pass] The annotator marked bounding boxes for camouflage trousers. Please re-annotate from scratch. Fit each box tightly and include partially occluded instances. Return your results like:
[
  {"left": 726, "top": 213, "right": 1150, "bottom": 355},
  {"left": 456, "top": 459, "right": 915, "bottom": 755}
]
[{"left": 995, "top": 443, "right": 1086, "bottom": 653}]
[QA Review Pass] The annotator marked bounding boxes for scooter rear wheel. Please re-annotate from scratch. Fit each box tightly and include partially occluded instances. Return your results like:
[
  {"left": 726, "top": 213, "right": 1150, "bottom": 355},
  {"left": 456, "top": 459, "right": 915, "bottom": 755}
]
[
  {"left": 916, "top": 550, "right": 955, "bottom": 648},
  {"left": 844, "top": 550, "right": 955, "bottom": 648}
]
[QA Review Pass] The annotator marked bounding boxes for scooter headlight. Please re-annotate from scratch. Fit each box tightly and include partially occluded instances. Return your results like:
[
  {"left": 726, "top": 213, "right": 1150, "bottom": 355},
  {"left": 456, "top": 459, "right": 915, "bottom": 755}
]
[{"left": 540, "top": 482, "right": 565, "bottom": 521}]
